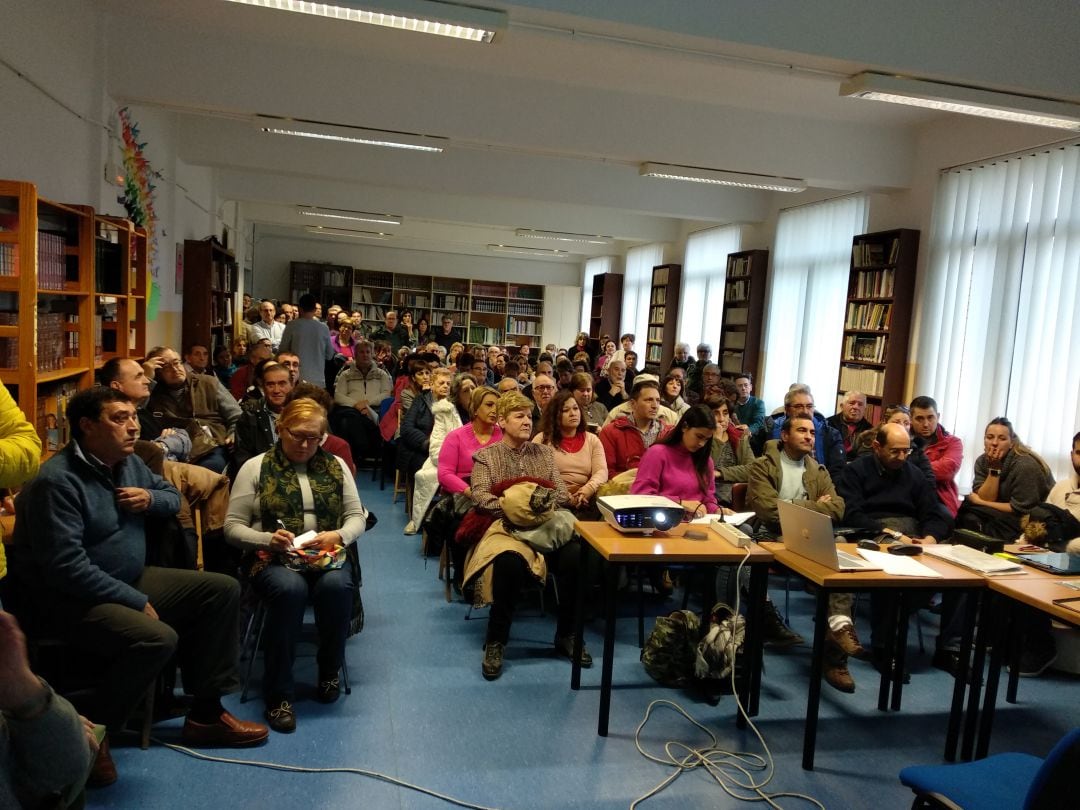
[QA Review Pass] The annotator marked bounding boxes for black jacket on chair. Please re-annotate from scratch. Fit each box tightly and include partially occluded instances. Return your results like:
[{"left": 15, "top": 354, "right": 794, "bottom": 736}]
[{"left": 398, "top": 391, "right": 434, "bottom": 475}]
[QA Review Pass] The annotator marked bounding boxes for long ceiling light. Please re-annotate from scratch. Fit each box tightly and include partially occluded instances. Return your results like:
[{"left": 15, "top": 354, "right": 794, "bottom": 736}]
[
  {"left": 487, "top": 244, "right": 569, "bottom": 258},
  {"left": 306, "top": 226, "right": 393, "bottom": 240},
  {"left": 639, "top": 163, "right": 806, "bottom": 193},
  {"left": 840, "top": 73, "right": 1080, "bottom": 131},
  {"left": 514, "top": 228, "right": 613, "bottom": 246},
  {"left": 299, "top": 206, "right": 402, "bottom": 226},
  {"left": 256, "top": 117, "right": 445, "bottom": 152},
  {"left": 222, "top": 0, "right": 505, "bottom": 43}
]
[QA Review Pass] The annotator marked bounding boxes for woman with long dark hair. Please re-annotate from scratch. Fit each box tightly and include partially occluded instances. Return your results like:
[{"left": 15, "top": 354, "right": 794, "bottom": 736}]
[
  {"left": 533, "top": 388, "right": 607, "bottom": 510},
  {"left": 631, "top": 404, "right": 718, "bottom": 518}
]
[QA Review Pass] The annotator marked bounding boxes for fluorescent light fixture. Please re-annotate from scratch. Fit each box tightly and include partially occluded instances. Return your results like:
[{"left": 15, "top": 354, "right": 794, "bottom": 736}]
[
  {"left": 639, "top": 163, "right": 806, "bottom": 193},
  {"left": 256, "top": 117, "right": 445, "bottom": 152},
  {"left": 222, "top": 0, "right": 505, "bottom": 43},
  {"left": 487, "top": 244, "right": 569, "bottom": 258},
  {"left": 306, "top": 226, "right": 392, "bottom": 240},
  {"left": 840, "top": 73, "right": 1080, "bottom": 131},
  {"left": 514, "top": 228, "right": 613, "bottom": 246},
  {"left": 299, "top": 206, "right": 402, "bottom": 226}
]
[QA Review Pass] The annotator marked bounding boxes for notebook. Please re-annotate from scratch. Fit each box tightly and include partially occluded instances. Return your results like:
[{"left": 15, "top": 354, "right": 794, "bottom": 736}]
[
  {"left": 778, "top": 500, "right": 880, "bottom": 571},
  {"left": 921, "top": 543, "right": 1025, "bottom": 575}
]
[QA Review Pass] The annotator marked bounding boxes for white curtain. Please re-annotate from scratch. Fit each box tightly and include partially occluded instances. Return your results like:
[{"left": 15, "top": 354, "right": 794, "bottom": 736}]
[
  {"left": 761, "top": 195, "right": 869, "bottom": 411},
  {"left": 679, "top": 225, "right": 742, "bottom": 350},
  {"left": 621, "top": 243, "right": 665, "bottom": 345},
  {"left": 580, "top": 255, "right": 614, "bottom": 334},
  {"left": 912, "top": 143, "right": 1080, "bottom": 485}
]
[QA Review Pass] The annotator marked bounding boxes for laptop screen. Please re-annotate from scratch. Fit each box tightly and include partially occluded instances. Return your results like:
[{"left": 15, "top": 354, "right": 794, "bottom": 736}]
[{"left": 1015, "top": 552, "right": 1080, "bottom": 576}]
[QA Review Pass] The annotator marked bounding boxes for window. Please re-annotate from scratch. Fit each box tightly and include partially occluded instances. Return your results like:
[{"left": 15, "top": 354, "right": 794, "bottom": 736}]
[
  {"left": 761, "top": 195, "right": 869, "bottom": 410},
  {"left": 678, "top": 225, "right": 741, "bottom": 350},
  {"left": 912, "top": 143, "right": 1080, "bottom": 483},
  {"left": 621, "top": 243, "right": 664, "bottom": 348},
  {"left": 580, "top": 256, "right": 615, "bottom": 334}
]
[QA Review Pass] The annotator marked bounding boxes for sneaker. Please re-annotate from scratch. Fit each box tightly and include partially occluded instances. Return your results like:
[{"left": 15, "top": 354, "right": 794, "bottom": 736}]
[
  {"left": 317, "top": 672, "right": 341, "bottom": 704},
  {"left": 1014, "top": 647, "right": 1057, "bottom": 678},
  {"left": 824, "top": 657, "right": 856, "bottom": 693},
  {"left": 403, "top": 521, "right": 418, "bottom": 535},
  {"left": 482, "top": 642, "right": 504, "bottom": 681},
  {"left": 264, "top": 701, "right": 296, "bottom": 734},
  {"left": 828, "top": 622, "right": 868, "bottom": 659},
  {"left": 554, "top": 634, "right": 593, "bottom": 667},
  {"left": 762, "top": 601, "right": 804, "bottom": 647}
]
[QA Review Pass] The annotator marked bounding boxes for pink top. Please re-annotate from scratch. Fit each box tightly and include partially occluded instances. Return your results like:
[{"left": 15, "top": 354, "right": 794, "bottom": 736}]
[
  {"left": 437, "top": 423, "right": 503, "bottom": 494},
  {"left": 631, "top": 442, "right": 718, "bottom": 514}
]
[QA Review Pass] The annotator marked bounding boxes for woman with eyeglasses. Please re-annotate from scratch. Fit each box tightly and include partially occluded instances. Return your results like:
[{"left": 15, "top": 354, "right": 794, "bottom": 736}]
[{"left": 225, "top": 398, "right": 366, "bottom": 735}]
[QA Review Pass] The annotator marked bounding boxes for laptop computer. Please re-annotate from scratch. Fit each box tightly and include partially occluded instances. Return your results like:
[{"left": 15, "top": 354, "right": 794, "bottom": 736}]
[
  {"left": 1014, "top": 552, "right": 1080, "bottom": 576},
  {"left": 778, "top": 500, "right": 881, "bottom": 571}
]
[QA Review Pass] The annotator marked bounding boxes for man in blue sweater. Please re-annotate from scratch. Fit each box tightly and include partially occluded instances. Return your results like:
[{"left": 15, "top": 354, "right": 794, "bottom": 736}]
[
  {"left": 769, "top": 385, "right": 846, "bottom": 479},
  {"left": 9, "top": 388, "right": 267, "bottom": 786}
]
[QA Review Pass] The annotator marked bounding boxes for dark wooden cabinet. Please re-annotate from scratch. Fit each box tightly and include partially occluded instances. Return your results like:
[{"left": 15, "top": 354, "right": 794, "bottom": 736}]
[
  {"left": 588, "top": 272, "right": 623, "bottom": 342},
  {"left": 290, "top": 261, "right": 352, "bottom": 313},
  {"left": 183, "top": 239, "right": 237, "bottom": 354},
  {"left": 720, "top": 249, "right": 768, "bottom": 382},
  {"left": 643, "top": 263, "right": 681, "bottom": 374}
]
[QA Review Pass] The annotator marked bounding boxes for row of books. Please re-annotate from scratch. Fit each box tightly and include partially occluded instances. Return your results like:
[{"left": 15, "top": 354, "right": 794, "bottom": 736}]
[
  {"left": 842, "top": 334, "right": 888, "bottom": 363},
  {"left": 851, "top": 268, "right": 895, "bottom": 298},
  {"left": 321, "top": 267, "right": 349, "bottom": 287},
  {"left": 852, "top": 238, "right": 900, "bottom": 268},
  {"left": 354, "top": 288, "right": 393, "bottom": 306},
  {"left": 37, "top": 312, "right": 69, "bottom": 371},
  {"left": 433, "top": 293, "right": 468, "bottom": 310},
  {"left": 211, "top": 260, "right": 235, "bottom": 292},
  {"left": 839, "top": 366, "right": 885, "bottom": 398},
  {"left": 355, "top": 271, "right": 393, "bottom": 289},
  {"left": 648, "top": 305, "right": 665, "bottom": 323},
  {"left": 647, "top": 326, "right": 664, "bottom": 342},
  {"left": 38, "top": 232, "right": 69, "bottom": 290},
  {"left": 725, "top": 280, "right": 751, "bottom": 302},
  {"left": 653, "top": 266, "right": 672, "bottom": 285},
  {"left": 845, "top": 302, "right": 893, "bottom": 331},
  {"left": 433, "top": 281, "right": 470, "bottom": 295},
  {"left": 0, "top": 243, "right": 18, "bottom": 277},
  {"left": 208, "top": 295, "right": 235, "bottom": 328},
  {"left": 396, "top": 294, "right": 430, "bottom": 309},
  {"left": 472, "top": 298, "right": 507, "bottom": 314},
  {"left": 469, "top": 325, "right": 504, "bottom": 345},
  {"left": 510, "top": 286, "right": 543, "bottom": 301},
  {"left": 723, "top": 331, "right": 745, "bottom": 350},
  {"left": 646, "top": 344, "right": 663, "bottom": 362},
  {"left": 507, "top": 301, "right": 541, "bottom": 317},
  {"left": 471, "top": 283, "right": 507, "bottom": 298},
  {"left": 727, "top": 256, "right": 753, "bottom": 278},
  {"left": 0, "top": 311, "right": 16, "bottom": 368},
  {"left": 650, "top": 287, "right": 666, "bottom": 306},
  {"left": 506, "top": 318, "right": 539, "bottom": 335},
  {"left": 721, "top": 351, "right": 744, "bottom": 374},
  {"left": 724, "top": 307, "right": 748, "bottom": 326}
]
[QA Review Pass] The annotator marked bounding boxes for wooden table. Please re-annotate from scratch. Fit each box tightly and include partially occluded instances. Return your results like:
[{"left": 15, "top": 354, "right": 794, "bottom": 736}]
[
  {"left": 571, "top": 521, "right": 774, "bottom": 736},
  {"left": 761, "top": 541, "right": 986, "bottom": 770}
]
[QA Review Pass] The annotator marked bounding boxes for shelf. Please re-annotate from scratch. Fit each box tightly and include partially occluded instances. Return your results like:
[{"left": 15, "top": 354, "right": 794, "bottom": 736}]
[
  {"left": 847, "top": 296, "right": 894, "bottom": 304},
  {"left": 35, "top": 366, "right": 87, "bottom": 384},
  {"left": 840, "top": 360, "right": 886, "bottom": 368},
  {"left": 843, "top": 328, "right": 890, "bottom": 335}
]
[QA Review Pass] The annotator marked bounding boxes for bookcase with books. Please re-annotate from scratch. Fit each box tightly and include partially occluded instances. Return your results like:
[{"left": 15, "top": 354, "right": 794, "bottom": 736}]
[
  {"left": 94, "top": 215, "right": 147, "bottom": 366},
  {"left": 392, "top": 273, "right": 432, "bottom": 327},
  {"left": 719, "top": 249, "right": 768, "bottom": 380},
  {"left": 289, "top": 261, "right": 353, "bottom": 313},
  {"left": 183, "top": 239, "right": 237, "bottom": 355},
  {"left": 836, "top": 228, "right": 920, "bottom": 424},
  {"left": 588, "top": 271, "right": 623, "bottom": 342},
  {"left": 430, "top": 277, "right": 470, "bottom": 333},
  {"left": 0, "top": 180, "right": 96, "bottom": 452},
  {"left": 643, "top": 263, "right": 682, "bottom": 373},
  {"left": 469, "top": 280, "right": 508, "bottom": 347},
  {"left": 506, "top": 283, "right": 543, "bottom": 346},
  {"left": 351, "top": 269, "right": 394, "bottom": 332}
]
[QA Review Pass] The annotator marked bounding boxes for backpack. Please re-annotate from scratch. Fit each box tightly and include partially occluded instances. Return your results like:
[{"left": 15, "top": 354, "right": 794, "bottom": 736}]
[
  {"left": 1022, "top": 502, "right": 1080, "bottom": 552},
  {"left": 641, "top": 602, "right": 745, "bottom": 689}
]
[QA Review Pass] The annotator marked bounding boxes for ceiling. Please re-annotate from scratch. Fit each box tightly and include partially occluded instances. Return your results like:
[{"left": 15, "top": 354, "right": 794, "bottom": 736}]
[{"left": 96, "top": 0, "right": 1080, "bottom": 264}]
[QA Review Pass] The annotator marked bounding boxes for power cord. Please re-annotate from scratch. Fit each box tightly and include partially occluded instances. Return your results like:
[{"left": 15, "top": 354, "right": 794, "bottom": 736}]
[
  {"left": 630, "top": 548, "right": 825, "bottom": 809},
  {"left": 153, "top": 738, "right": 503, "bottom": 810}
]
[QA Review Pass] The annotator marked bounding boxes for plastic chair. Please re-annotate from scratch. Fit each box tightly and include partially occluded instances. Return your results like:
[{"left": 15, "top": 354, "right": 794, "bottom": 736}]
[{"left": 898, "top": 727, "right": 1080, "bottom": 810}]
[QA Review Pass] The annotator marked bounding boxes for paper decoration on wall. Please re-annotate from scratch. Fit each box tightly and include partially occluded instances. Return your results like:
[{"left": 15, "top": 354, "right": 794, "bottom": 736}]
[{"left": 118, "top": 107, "right": 161, "bottom": 320}]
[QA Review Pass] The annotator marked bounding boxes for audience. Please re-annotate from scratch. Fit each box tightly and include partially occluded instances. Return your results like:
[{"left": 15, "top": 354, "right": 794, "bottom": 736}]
[
  {"left": 767, "top": 385, "right": 846, "bottom": 479},
  {"left": 399, "top": 364, "right": 446, "bottom": 534},
  {"left": 595, "top": 359, "right": 629, "bottom": 411},
  {"left": 408, "top": 371, "right": 472, "bottom": 535},
  {"left": 659, "top": 372, "right": 690, "bottom": 418},
  {"left": 599, "top": 378, "right": 669, "bottom": 478},
  {"left": 685, "top": 342, "right": 712, "bottom": 400},
  {"left": 232, "top": 361, "right": 292, "bottom": 474},
  {"left": 827, "top": 391, "right": 872, "bottom": 455},
  {"left": 910, "top": 396, "right": 963, "bottom": 516},
  {"left": 631, "top": 405, "right": 719, "bottom": 517},
  {"left": 570, "top": 371, "right": 608, "bottom": 430},
  {"left": 708, "top": 395, "right": 755, "bottom": 509},
  {"left": 732, "top": 372, "right": 766, "bottom": 439},
  {"left": 279, "top": 294, "right": 336, "bottom": 389},
  {"left": 247, "top": 299, "right": 285, "bottom": 352},
  {"left": 533, "top": 389, "right": 608, "bottom": 513},
  {"left": 332, "top": 340, "right": 391, "bottom": 462},
  {"left": 230, "top": 339, "right": 273, "bottom": 401}
]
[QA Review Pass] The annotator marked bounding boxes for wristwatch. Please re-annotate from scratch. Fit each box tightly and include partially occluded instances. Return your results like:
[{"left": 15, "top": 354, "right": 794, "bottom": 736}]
[{"left": 988, "top": 468, "right": 1002, "bottom": 477}]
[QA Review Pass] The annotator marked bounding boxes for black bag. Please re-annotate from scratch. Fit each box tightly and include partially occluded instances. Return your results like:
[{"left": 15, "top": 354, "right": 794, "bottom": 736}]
[{"left": 1022, "top": 503, "right": 1080, "bottom": 552}]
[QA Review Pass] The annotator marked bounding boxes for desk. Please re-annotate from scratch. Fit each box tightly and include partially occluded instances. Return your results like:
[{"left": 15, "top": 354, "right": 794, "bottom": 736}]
[
  {"left": 571, "top": 521, "right": 774, "bottom": 737},
  {"left": 762, "top": 542, "right": 985, "bottom": 770}
]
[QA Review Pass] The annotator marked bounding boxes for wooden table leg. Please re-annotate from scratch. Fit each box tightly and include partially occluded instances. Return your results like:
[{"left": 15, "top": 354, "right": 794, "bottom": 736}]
[
  {"left": 598, "top": 561, "right": 618, "bottom": 737},
  {"left": 802, "top": 590, "right": 830, "bottom": 770},
  {"left": 571, "top": 539, "right": 587, "bottom": 691}
]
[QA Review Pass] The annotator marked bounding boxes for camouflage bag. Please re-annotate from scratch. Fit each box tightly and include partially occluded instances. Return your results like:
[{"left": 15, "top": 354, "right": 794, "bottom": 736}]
[{"left": 641, "top": 609, "right": 701, "bottom": 688}]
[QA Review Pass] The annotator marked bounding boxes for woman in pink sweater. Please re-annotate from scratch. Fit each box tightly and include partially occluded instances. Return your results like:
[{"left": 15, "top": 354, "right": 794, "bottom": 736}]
[
  {"left": 533, "top": 389, "right": 608, "bottom": 510},
  {"left": 437, "top": 387, "right": 502, "bottom": 498},
  {"left": 631, "top": 405, "right": 720, "bottom": 518}
]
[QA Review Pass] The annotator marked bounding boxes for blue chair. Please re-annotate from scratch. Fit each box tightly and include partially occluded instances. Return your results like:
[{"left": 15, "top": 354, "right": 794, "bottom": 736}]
[{"left": 898, "top": 727, "right": 1080, "bottom": 809}]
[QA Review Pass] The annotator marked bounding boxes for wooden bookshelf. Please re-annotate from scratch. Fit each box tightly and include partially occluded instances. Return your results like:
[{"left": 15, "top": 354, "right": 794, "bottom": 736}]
[
  {"left": 719, "top": 249, "right": 768, "bottom": 381},
  {"left": 835, "top": 228, "right": 920, "bottom": 424},
  {"left": 469, "top": 279, "right": 508, "bottom": 347},
  {"left": 392, "top": 273, "right": 432, "bottom": 326},
  {"left": 588, "top": 272, "right": 623, "bottom": 342},
  {"left": 643, "top": 263, "right": 682, "bottom": 373},
  {"left": 0, "top": 179, "right": 96, "bottom": 452},
  {"left": 430, "top": 277, "right": 470, "bottom": 334},
  {"left": 506, "top": 282, "right": 543, "bottom": 348},
  {"left": 289, "top": 261, "right": 352, "bottom": 313},
  {"left": 94, "top": 215, "right": 147, "bottom": 366},
  {"left": 182, "top": 239, "right": 237, "bottom": 355}
]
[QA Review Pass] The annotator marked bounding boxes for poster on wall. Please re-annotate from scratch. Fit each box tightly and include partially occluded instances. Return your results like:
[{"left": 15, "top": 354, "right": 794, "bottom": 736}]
[{"left": 175, "top": 242, "right": 183, "bottom": 294}]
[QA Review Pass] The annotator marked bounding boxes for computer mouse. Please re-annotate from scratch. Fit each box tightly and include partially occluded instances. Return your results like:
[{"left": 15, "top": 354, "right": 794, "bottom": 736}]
[
  {"left": 888, "top": 543, "right": 923, "bottom": 556},
  {"left": 857, "top": 539, "right": 880, "bottom": 551}
]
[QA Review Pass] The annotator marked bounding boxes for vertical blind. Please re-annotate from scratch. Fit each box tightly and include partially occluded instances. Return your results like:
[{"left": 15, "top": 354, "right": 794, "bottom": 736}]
[
  {"left": 761, "top": 195, "right": 869, "bottom": 410},
  {"left": 580, "top": 255, "right": 615, "bottom": 334},
  {"left": 912, "top": 143, "right": 1080, "bottom": 484},
  {"left": 621, "top": 243, "right": 665, "bottom": 347},
  {"left": 678, "top": 225, "right": 742, "bottom": 351}
]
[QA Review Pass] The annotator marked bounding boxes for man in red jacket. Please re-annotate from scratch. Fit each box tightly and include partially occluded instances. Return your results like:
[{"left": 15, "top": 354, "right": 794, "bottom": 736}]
[
  {"left": 910, "top": 396, "right": 963, "bottom": 516},
  {"left": 599, "top": 379, "right": 670, "bottom": 475}
]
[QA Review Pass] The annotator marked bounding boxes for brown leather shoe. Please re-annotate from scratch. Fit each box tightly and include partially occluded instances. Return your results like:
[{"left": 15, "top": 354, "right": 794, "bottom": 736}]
[
  {"left": 828, "top": 623, "right": 868, "bottom": 660},
  {"left": 181, "top": 710, "right": 269, "bottom": 747},
  {"left": 87, "top": 736, "right": 118, "bottom": 787}
]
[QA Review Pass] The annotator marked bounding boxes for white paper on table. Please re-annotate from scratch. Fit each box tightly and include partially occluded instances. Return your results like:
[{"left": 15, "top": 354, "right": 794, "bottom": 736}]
[
  {"left": 689, "top": 512, "right": 756, "bottom": 526},
  {"left": 292, "top": 529, "right": 318, "bottom": 549},
  {"left": 858, "top": 549, "right": 943, "bottom": 578}
]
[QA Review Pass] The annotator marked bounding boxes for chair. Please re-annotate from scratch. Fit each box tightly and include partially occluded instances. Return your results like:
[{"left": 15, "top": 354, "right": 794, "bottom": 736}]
[{"left": 898, "top": 727, "right": 1080, "bottom": 809}]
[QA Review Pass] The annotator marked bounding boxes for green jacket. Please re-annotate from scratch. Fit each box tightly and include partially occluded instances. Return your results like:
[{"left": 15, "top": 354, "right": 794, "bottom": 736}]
[{"left": 747, "top": 440, "right": 845, "bottom": 530}]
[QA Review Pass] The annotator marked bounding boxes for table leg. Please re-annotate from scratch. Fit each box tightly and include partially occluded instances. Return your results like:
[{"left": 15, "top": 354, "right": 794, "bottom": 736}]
[
  {"left": 890, "top": 592, "right": 911, "bottom": 712},
  {"left": 637, "top": 564, "right": 645, "bottom": 649},
  {"left": 944, "top": 588, "right": 979, "bottom": 761},
  {"left": 745, "top": 562, "right": 767, "bottom": 720},
  {"left": 878, "top": 591, "right": 900, "bottom": 711},
  {"left": 961, "top": 591, "right": 991, "bottom": 761},
  {"left": 598, "top": 560, "right": 618, "bottom": 737},
  {"left": 802, "top": 590, "right": 829, "bottom": 771},
  {"left": 1006, "top": 614, "right": 1022, "bottom": 704},
  {"left": 571, "top": 539, "right": 588, "bottom": 691},
  {"left": 976, "top": 593, "right": 1008, "bottom": 759}
]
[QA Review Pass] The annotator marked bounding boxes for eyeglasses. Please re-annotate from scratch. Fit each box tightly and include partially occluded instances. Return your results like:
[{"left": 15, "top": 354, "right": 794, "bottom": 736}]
[
  {"left": 535, "top": 384, "right": 555, "bottom": 391},
  {"left": 283, "top": 427, "right": 324, "bottom": 444},
  {"left": 161, "top": 359, "right": 184, "bottom": 369}
]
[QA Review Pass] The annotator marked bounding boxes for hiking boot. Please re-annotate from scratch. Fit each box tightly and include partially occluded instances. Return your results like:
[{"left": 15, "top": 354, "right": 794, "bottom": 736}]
[
  {"left": 824, "top": 656, "right": 856, "bottom": 693},
  {"left": 762, "top": 601, "right": 804, "bottom": 647},
  {"left": 828, "top": 622, "right": 868, "bottom": 659},
  {"left": 482, "top": 642, "right": 504, "bottom": 681},
  {"left": 554, "top": 634, "right": 593, "bottom": 667}
]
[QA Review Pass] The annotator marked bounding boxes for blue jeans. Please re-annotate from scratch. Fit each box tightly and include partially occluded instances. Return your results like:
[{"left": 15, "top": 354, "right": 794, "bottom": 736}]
[{"left": 252, "top": 563, "right": 356, "bottom": 703}]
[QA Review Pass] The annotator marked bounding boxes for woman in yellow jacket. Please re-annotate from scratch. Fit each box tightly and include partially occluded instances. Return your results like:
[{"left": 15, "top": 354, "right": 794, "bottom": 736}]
[{"left": 0, "top": 383, "right": 42, "bottom": 583}]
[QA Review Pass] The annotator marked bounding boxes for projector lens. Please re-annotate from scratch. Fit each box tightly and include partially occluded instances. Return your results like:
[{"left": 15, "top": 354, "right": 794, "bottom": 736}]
[{"left": 654, "top": 511, "right": 668, "bottom": 525}]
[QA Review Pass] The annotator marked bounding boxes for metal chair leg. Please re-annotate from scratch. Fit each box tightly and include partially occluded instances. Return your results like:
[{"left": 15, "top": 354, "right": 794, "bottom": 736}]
[{"left": 239, "top": 602, "right": 268, "bottom": 704}]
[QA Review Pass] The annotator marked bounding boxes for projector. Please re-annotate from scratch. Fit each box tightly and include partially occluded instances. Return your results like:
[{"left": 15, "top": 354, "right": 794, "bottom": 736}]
[{"left": 597, "top": 495, "right": 684, "bottom": 535}]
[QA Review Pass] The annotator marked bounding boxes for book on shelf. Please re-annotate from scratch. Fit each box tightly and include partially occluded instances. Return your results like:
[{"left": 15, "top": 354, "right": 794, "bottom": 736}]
[
  {"left": 839, "top": 365, "right": 885, "bottom": 398},
  {"left": 845, "top": 302, "right": 893, "bottom": 330},
  {"left": 648, "top": 305, "right": 665, "bottom": 323},
  {"left": 725, "top": 307, "right": 748, "bottom": 326},
  {"left": 646, "top": 345, "right": 662, "bottom": 362},
  {"left": 650, "top": 287, "right": 666, "bottom": 305},
  {"left": 728, "top": 257, "right": 751, "bottom": 278},
  {"left": 506, "top": 317, "right": 539, "bottom": 336},
  {"left": 725, "top": 280, "right": 749, "bottom": 302},
  {"left": 36, "top": 380, "right": 79, "bottom": 450},
  {"left": 647, "top": 326, "right": 664, "bottom": 342},
  {"left": 653, "top": 266, "right": 669, "bottom": 285},
  {"left": 721, "top": 351, "right": 743, "bottom": 374},
  {"left": 842, "top": 334, "right": 887, "bottom": 364},
  {"left": 852, "top": 238, "right": 900, "bottom": 268},
  {"left": 0, "top": 243, "right": 18, "bottom": 277},
  {"left": 38, "top": 231, "right": 67, "bottom": 290},
  {"left": 853, "top": 268, "right": 895, "bottom": 298},
  {"left": 322, "top": 267, "right": 348, "bottom": 287},
  {"left": 723, "top": 331, "right": 745, "bottom": 350}
]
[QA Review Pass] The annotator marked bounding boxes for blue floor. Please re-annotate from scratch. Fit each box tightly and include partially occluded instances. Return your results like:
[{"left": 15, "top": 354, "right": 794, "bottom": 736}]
[{"left": 87, "top": 476, "right": 1080, "bottom": 809}]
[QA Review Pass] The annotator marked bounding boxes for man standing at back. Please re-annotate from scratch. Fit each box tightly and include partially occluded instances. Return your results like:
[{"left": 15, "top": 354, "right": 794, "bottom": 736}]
[{"left": 279, "top": 294, "right": 335, "bottom": 390}]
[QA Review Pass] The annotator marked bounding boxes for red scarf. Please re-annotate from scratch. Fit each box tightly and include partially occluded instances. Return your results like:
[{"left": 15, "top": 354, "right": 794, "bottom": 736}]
[{"left": 559, "top": 432, "right": 587, "bottom": 453}]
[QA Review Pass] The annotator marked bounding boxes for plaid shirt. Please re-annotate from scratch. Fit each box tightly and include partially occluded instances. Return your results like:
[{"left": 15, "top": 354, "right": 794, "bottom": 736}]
[{"left": 471, "top": 440, "right": 570, "bottom": 517}]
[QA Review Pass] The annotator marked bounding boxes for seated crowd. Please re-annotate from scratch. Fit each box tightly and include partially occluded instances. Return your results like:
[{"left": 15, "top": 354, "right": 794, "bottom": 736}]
[{"left": 2, "top": 294, "right": 1078, "bottom": 804}]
